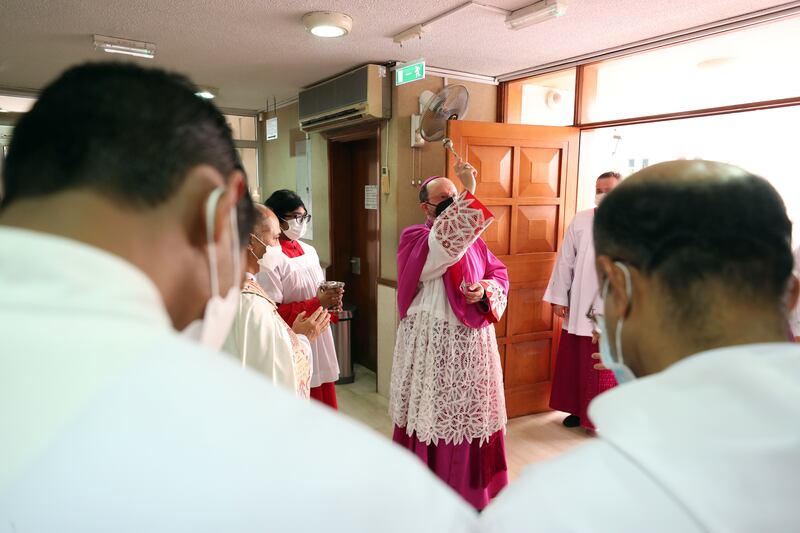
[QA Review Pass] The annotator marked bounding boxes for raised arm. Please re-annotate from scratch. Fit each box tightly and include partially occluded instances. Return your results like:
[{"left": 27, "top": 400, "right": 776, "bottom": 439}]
[{"left": 420, "top": 190, "right": 494, "bottom": 282}]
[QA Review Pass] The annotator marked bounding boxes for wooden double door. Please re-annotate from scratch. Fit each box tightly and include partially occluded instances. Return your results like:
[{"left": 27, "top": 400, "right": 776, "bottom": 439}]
[{"left": 446, "top": 120, "right": 579, "bottom": 418}]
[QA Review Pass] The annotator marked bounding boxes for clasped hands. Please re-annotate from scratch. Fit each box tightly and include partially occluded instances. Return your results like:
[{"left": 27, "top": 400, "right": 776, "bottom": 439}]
[{"left": 292, "top": 307, "right": 331, "bottom": 341}]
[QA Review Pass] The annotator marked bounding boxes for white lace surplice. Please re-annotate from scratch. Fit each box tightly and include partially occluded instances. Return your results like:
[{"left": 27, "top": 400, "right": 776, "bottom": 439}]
[
  {"left": 390, "top": 192, "right": 508, "bottom": 446},
  {"left": 258, "top": 242, "right": 339, "bottom": 387}
]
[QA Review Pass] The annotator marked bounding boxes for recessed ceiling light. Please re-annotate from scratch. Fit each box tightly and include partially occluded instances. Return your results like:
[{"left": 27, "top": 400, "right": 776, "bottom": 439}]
[
  {"left": 93, "top": 34, "right": 156, "bottom": 59},
  {"left": 195, "top": 86, "right": 218, "bottom": 99},
  {"left": 302, "top": 11, "right": 353, "bottom": 38}
]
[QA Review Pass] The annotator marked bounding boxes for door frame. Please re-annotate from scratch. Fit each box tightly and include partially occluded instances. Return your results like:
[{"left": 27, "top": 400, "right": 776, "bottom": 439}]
[{"left": 326, "top": 123, "right": 382, "bottom": 372}]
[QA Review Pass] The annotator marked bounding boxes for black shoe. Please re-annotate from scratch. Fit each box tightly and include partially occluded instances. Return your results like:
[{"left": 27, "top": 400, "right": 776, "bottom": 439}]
[{"left": 562, "top": 414, "right": 581, "bottom": 428}]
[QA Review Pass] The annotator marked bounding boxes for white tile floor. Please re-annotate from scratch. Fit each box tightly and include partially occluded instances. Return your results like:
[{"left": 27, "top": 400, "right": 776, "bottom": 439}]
[{"left": 337, "top": 365, "right": 590, "bottom": 479}]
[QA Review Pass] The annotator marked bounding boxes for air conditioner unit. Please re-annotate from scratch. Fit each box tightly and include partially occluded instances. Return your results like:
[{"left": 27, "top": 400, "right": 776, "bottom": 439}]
[{"left": 299, "top": 64, "right": 391, "bottom": 133}]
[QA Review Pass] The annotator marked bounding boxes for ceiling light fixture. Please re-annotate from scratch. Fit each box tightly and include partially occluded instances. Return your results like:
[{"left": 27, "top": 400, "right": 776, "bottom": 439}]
[
  {"left": 393, "top": 24, "right": 425, "bottom": 45},
  {"left": 93, "top": 34, "right": 156, "bottom": 59},
  {"left": 505, "top": 0, "right": 567, "bottom": 30},
  {"left": 195, "top": 86, "right": 218, "bottom": 99},
  {"left": 302, "top": 11, "right": 353, "bottom": 38}
]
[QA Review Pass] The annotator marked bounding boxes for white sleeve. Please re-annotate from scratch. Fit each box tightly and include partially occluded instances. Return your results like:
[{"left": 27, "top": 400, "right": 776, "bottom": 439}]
[
  {"left": 543, "top": 219, "right": 578, "bottom": 307},
  {"left": 238, "top": 296, "right": 296, "bottom": 392},
  {"left": 420, "top": 190, "right": 493, "bottom": 282},
  {"left": 257, "top": 259, "right": 289, "bottom": 304},
  {"left": 481, "top": 441, "right": 703, "bottom": 533}
]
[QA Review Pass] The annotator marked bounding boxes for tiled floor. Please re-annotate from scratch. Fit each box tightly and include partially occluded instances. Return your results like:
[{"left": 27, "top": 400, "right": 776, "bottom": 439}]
[{"left": 336, "top": 365, "right": 590, "bottom": 479}]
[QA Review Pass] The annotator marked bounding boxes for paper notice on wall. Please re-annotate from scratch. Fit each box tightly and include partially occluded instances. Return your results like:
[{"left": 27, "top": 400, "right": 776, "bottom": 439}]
[
  {"left": 364, "top": 185, "right": 378, "bottom": 210},
  {"left": 266, "top": 117, "right": 278, "bottom": 140}
]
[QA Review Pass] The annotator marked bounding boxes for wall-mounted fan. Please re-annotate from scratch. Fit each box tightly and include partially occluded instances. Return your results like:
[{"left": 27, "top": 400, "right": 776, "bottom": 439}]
[{"left": 418, "top": 84, "right": 470, "bottom": 162}]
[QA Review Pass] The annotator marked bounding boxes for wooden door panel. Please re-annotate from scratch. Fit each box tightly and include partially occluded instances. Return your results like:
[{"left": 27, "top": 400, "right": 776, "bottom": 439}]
[
  {"left": 505, "top": 383, "right": 551, "bottom": 418},
  {"left": 507, "top": 285, "right": 552, "bottom": 336},
  {"left": 519, "top": 147, "right": 561, "bottom": 198},
  {"left": 448, "top": 120, "right": 579, "bottom": 419},
  {"left": 504, "top": 339, "right": 552, "bottom": 389},
  {"left": 468, "top": 145, "right": 513, "bottom": 198},
  {"left": 504, "top": 255, "right": 555, "bottom": 283},
  {"left": 483, "top": 205, "right": 511, "bottom": 256},
  {"left": 516, "top": 205, "right": 559, "bottom": 253}
]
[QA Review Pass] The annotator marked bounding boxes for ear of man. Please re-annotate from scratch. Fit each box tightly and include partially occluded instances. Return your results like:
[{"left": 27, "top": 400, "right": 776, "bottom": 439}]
[
  {"left": 178, "top": 165, "right": 244, "bottom": 250},
  {"left": 597, "top": 256, "right": 631, "bottom": 319}
]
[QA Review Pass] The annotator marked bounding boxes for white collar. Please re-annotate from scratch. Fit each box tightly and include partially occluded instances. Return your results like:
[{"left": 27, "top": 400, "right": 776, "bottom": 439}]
[{"left": 0, "top": 226, "right": 172, "bottom": 331}]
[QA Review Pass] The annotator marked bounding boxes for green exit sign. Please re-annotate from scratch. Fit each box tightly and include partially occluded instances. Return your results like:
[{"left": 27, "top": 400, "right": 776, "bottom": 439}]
[{"left": 396, "top": 61, "right": 426, "bottom": 86}]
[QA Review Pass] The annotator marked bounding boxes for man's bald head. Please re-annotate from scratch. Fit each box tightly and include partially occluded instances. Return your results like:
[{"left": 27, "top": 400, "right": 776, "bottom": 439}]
[
  {"left": 595, "top": 160, "right": 793, "bottom": 319},
  {"left": 419, "top": 177, "right": 458, "bottom": 220},
  {"left": 254, "top": 204, "right": 281, "bottom": 247}
]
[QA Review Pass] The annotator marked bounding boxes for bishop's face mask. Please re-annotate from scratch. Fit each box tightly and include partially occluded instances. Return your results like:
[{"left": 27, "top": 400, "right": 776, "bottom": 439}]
[
  {"left": 597, "top": 262, "right": 637, "bottom": 384},
  {"left": 181, "top": 187, "right": 241, "bottom": 350},
  {"left": 427, "top": 195, "right": 455, "bottom": 217}
]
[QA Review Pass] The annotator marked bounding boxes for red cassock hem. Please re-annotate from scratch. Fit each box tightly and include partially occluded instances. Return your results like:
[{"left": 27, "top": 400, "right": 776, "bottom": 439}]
[
  {"left": 309, "top": 382, "right": 338, "bottom": 410},
  {"left": 549, "top": 329, "right": 617, "bottom": 430}
]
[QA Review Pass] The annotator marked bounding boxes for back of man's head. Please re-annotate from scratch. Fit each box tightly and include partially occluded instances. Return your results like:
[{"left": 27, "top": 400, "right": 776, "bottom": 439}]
[
  {"left": 0, "top": 62, "right": 254, "bottom": 331},
  {"left": 595, "top": 160, "right": 793, "bottom": 325},
  {"left": 2, "top": 62, "right": 237, "bottom": 209}
]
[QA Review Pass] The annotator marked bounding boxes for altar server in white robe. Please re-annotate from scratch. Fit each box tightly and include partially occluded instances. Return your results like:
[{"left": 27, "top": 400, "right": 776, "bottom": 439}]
[
  {"left": 262, "top": 189, "right": 343, "bottom": 409},
  {"left": 544, "top": 171, "right": 621, "bottom": 431},
  {"left": 482, "top": 160, "right": 800, "bottom": 532},
  {"left": 0, "top": 62, "right": 476, "bottom": 533},
  {"left": 224, "top": 205, "right": 330, "bottom": 399}
]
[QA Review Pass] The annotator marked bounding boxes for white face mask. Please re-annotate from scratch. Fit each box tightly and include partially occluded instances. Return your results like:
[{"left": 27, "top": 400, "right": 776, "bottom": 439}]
[
  {"left": 181, "top": 187, "right": 241, "bottom": 349},
  {"left": 597, "top": 262, "right": 637, "bottom": 384},
  {"left": 595, "top": 193, "right": 606, "bottom": 206},
  {"left": 283, "top": 218, "right": 308, "bottom": 241},
  {"left": 258, "top": 243, "right": 284, "bottom": 272}
]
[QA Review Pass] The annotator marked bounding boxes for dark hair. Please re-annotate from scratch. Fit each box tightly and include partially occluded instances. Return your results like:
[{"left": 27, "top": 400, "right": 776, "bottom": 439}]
[
  {"left": 594, "top": 166, "right": 793, "bottom": 318},
  {"left": 419, "top": 184, "right": 430, "bottom": 204},
  {"left": 597, "top": 171, "right": 622, "bottom": 183},
  {"left": 418, "top": 176, "right": 444, "bottom": 204},
  {"left": 264, "top": 189, "right": 305, "bottom": 220},
  {"left": 2, "top": 62, "right": 239, "bottom": 209}
]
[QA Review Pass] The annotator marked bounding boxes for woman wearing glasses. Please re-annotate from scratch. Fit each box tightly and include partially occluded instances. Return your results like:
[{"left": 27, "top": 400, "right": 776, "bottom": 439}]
[{"left": 260, "top": 189, "right": 344, "bottom": 409}]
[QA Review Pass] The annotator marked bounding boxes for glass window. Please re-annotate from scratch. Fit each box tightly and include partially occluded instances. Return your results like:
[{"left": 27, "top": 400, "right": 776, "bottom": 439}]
[
  {"left": 0, "top": 95, "right": 36, "bottom": 113},
  {"left": 225, "top": 114, "right": 257, "bottom": 141},
  {"left": 236, "top": 147, "right": 260, "bottom": 201},
  {"left": 578, "top": 105, "right": 800, "bottom": 245},
  {"left": 506, "top": 68, "right": 576, "bottom": 126},
  {"left": 225, "top": 114, "right": 259, "bottom": 199},
  {"left": 580, "top": 15, "right": 800, "bottom": 123}
]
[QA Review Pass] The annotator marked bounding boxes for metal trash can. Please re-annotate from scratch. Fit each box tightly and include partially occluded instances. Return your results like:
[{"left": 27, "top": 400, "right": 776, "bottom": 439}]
[{"left": 332, "top": 306, "right": 354, "bottom": 384}]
